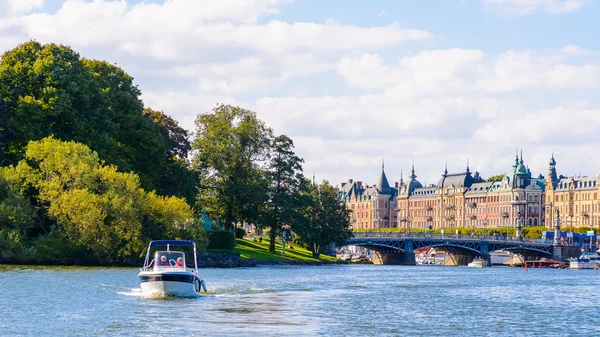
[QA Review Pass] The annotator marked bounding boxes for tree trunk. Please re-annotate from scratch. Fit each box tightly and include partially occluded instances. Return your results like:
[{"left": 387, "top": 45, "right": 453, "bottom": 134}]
[
  {"left": 312, "top": 242, "right": 320, "bottom": 258},
  {"left": 269, "top": 223, "right": 276, "bottom": 252},
  {"left": 224, "top": 203, "right": 233, "bottom": 231}
]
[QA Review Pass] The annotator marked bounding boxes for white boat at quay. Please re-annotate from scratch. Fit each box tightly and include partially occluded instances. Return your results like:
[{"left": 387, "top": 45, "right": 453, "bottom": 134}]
[
  {"left": 569, "top": 250, "right": 600, "bottom": 270},
  {"left": 138, "top": 240, "right": 207, "bottom": 297},
  {"left": 467, "top": 257, "right": 487, "bottom": 268}
]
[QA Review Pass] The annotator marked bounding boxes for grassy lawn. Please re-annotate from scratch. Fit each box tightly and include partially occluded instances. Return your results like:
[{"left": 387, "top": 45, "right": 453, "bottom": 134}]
[{"left": 209, "top": 238, "right": 338, "bottom": 263}]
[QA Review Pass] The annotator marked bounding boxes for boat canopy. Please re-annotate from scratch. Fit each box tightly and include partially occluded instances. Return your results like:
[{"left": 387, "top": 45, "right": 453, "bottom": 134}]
[
  {"left": 149, "top": 240, "right": 196, "bottom": 247},
  {"left": 143, "top": 240, "right": 198, "bottom": 271}
]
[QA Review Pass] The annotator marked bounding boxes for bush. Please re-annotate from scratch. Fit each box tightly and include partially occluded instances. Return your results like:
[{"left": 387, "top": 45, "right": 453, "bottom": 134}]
[
  {"left": 234, "top": 227, "right": 246, "bottom": 239},
  {"left": 207, "top": 230, "right": 236, "bottom": 250}
]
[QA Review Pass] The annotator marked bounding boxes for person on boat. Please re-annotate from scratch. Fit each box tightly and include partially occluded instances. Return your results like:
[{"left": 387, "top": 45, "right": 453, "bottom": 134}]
[
  {"left": 176, "top": 257, "right": 184, "bottom": 267},
  {"left": 158, "top": 255, "right": 169, "bottom": 266}
]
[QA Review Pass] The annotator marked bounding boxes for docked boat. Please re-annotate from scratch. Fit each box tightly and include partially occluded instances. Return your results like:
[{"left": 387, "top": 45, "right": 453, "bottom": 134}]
[
  {"left": 525, "top": 258, "right": 568, "bottom": 269},
  {"left": 569, "top": 250, "right": 600, "bottom": 270},
  {"left": 138, "top": 240, "right": 207, "bottom": 297},
  {"left": 467, "top": 257, "right": 487, "bottom": 268},
  {"left": 490, "top": 251, "right": 513, "bottom": 266}
]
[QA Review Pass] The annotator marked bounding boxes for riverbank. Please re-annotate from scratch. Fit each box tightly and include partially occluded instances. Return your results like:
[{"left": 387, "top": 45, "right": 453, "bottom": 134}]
[
  {"left": 0, "top": 238, "right": 343, "bottom": 268},
  {"left": 202, "top": 238, "right": 343, "bottom": 267}
]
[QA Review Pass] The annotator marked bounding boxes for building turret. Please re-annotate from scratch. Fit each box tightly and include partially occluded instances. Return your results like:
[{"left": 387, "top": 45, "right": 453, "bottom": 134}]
[
  {"left": 547, "top": 153, "right": 559, "bottom": 190},
  {"left": 376, "top": 160, "right": 391, "bottom": 194}
]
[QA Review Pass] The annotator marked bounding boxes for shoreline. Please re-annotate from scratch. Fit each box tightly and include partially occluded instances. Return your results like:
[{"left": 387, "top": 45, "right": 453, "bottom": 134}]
[{"left": 0, "top": 252, "right": 347, "bottom": 268}]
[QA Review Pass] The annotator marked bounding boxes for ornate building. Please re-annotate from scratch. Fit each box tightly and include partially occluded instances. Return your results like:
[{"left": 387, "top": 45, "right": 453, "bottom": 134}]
[
  {"left": 395, "top": 153, "right": 545, "bottom": 230},
  {"left": 544, "top": 155, "right": 600, "bottom": 232},
  {"left": 339, "top": 164, "right": 398, "bottom": 230}
]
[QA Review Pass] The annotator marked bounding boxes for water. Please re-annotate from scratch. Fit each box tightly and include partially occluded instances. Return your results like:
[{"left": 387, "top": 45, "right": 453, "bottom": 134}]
[{"left": 1, "top": 264, "right": 598, "bottom": 336}]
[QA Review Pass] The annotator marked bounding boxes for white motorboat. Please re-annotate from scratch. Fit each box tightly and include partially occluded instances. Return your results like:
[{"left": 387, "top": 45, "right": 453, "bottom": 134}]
[
  {"left": 569, "top": 250, "right": 600, "bottom": 270},
  {"left": 138, "top": 240, "right": 207, "bottom": 297},
  {"left": 467, "top": 257, "right": 487, "bottom": 268},
  {"left": 490, "top": 251, "right": 513, "bottom": 266}
]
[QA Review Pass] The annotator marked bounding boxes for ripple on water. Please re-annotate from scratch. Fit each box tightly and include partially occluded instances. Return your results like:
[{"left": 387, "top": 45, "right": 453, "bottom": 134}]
[{"left": 1, "top": 265, "right": 599, "bottom": 336}]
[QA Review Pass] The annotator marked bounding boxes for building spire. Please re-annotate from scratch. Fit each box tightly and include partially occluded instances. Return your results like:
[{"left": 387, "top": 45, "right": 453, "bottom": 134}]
[
  {"left": 520, "top": 148, "right": 524, "bottom": 164},
  {"left": 466, "top": 158, "right": 470, "bottom": 174},
  {"left": 312, "top": 170, "right": 316, "bottom": 186},
  {"left": 410, "top": 159, "right": 417, "bottom": 179},
  {"left": 400, "top": 169, "right": 404, "bottom": 184},
  {"left": 443, "top": 161, "right": 448, "bottom": 176}
]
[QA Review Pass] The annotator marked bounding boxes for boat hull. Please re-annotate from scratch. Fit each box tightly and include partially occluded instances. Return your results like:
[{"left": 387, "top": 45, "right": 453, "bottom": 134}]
[
  {"left": 569, "top": 260, "right": 599, "bottom": 270},
  {"left": 138, "top": 272, "right": 199, "bottom": 297}
]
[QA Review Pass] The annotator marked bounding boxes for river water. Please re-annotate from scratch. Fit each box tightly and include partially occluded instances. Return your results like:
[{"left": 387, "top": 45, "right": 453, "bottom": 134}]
[{"left": 1, "top": 264, "right": 598, "bottom": 336}]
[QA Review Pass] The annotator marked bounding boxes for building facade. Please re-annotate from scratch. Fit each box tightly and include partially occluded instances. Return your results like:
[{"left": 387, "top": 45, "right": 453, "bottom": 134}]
[
  {"left": 339, "top": 164, "right": 398, "bottom": 230},
  {"left": 347, "top": 153, "right": 547, "bottom": 230},
  {"left": 544, "top": 155, "right": 600, "bottom": 232}
]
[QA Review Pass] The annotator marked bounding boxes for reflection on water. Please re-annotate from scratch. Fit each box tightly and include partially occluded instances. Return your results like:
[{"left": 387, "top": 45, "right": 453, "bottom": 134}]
[{"left": 1, "top": 264, "right": 598, "bottom": 336}]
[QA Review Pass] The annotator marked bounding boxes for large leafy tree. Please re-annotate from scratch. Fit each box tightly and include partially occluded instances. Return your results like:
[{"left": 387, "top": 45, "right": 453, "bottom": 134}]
[
  {"left": 192, "top": 104, "right": 273, "bottom": 230},
  {"left": 260, "top": 135, "right": 305, "bottom": 252},
  {"left": 1, "top": 137, "right": 197, "bottom": 263},
  {"left": 0, "top": 41, "right": 176, "bottom": 192},
  {"left": 0, "top": 41, "right": 108, "bottom": 166},
  {"left": 296, "top": 181, "right": 353, "bottom": 258}
]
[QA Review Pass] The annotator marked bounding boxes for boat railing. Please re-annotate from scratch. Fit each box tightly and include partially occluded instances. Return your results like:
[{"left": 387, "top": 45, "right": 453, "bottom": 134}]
[{"left": 140, "top": 259, "right": 193, "bottom": 273}]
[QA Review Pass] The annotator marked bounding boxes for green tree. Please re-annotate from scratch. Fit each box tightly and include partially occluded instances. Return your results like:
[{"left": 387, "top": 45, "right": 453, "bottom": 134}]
[
  {"left": 144, "top": 108, "right": 197, "bottom": 205},
  {"left": 0, "top": 41, "right": 173, "bottom": 192},
  {"left": 2, "top": 137, "right": 197, "bottom": 263},
  {"left": 259, "top": 135, "right": 305, "bottom": 252},
  {"left": 0, "top": 173, "right": 36, "bottom": 236},
  {"left": 0, "top": 41, "right": 107, "bottom": 166},
  {"left": 192, "top": 104, "right": 273, "bottom": 231},
  {"left": 82, "top": 60, "right": 165, "bottom": 190},
  {"left": 488, "top": 174, "right": 505, "bottom": 182},
  {"left": 296, "top": 181, "right": 353, "bottom": 258}
]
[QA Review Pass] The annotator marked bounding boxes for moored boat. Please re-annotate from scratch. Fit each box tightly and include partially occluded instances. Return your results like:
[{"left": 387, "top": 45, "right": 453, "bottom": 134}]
[
  {"left": 525, "top": 258, "right": 568, "bottom": 268},
  {"left": 138, "top": 240, "right": 207, "bottom": 297},
  {"left": 569, "top": 250, "right": 600, "bottom": 270},
  {"left": 467, "top": 257, "right": 487, "bottom": 268}
]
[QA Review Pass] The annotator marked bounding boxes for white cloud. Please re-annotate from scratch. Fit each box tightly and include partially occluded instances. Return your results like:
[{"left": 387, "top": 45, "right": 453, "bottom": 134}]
[
  {"left": 1, "top": 1, "right": 599, "bottom": 186},
  {"left": 0, "top": 0, "right": 45, "bottom": 17},
  {"left": 14, "top": 0, "right": 431, "bottom": 62},
  {"left": 481, "top": 0, "right": 589, "bottom": 15},
  {"left": 338, "top": 48, "right": 600, "bottom": 97},
  {"left": 378, "top": 10, "right": 385, "bottom": 17}
]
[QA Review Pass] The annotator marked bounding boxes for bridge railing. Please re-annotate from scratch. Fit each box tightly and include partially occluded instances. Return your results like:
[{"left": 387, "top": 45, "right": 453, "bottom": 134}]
[{"left": 351, "top": 231, "right": 548, "bottom": 245}]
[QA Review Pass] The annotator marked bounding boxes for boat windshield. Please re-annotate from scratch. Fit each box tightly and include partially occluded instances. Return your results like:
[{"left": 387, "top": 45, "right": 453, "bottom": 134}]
[{"left": 153, "top": 251, "right": 186, "bottom": 270}]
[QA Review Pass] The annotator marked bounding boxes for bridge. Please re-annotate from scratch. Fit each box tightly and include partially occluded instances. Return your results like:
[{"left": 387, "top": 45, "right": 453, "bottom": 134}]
[{"left": 345, "top": 233, "right": 578, "bottom": 265}]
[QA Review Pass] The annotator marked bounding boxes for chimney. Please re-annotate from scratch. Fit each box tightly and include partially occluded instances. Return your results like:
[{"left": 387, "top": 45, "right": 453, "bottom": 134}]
[
  {"left": 348, "top": 179, "right": 353, "bottom": 184},
  {"left": 341, "top": 182, "right": 347, "bottom": 188},
  {"left": 357, "top": 181, "right": 363, "bottom": 188},
  {"left": 395, "top": 182, "right": 399, "bottom": 188}
]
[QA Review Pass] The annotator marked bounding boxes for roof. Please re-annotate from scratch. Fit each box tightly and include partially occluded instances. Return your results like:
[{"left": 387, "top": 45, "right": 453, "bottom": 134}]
[
  {"left": 376, "top": 169, "right": 391, "bottom": 194},
  {"left": 437, "top": 172, "right": 474, "bottom": 189},
  {"left": 149, "top": 240, "right": 196, "bottom": 247},
  {"left": 555, "top": 177, "right": 598, "bottom": 191},
  {"left": 410, "top": 186, "right": 436, "bottom": 198}
]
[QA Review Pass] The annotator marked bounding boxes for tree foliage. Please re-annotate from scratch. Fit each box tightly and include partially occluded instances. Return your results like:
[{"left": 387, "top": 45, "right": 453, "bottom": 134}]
[
  {"left": 0, "top": 137, "right": 202, "bottom": 264},
  {"left": 295, "top": 181, "right": 353, "bottom": 258},
  {"left": 259, "top": 135, "right": 306, "bottom": 252},
  {"left": 487, "top": 174, "right": 505, "bottom": 182},
  {"left": 0, "top": 41, "right": 193, "bottom": 200},
  {"left": 192, "top": 104, "right": 273, "bottom": 230},
  {"left": 144, "top": 108, "right": 197, "bottom": 205}
]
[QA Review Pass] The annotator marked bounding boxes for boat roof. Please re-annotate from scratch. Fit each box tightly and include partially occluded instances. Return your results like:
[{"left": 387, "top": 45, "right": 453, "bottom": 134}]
[{"left": 149, "top": 240, "right": 196, "bottom": 247}]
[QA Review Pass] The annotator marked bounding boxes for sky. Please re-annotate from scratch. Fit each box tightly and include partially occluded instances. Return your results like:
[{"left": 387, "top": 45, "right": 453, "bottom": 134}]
[{"left": 1, "top": 0, "right": 599, "bottom": 188}]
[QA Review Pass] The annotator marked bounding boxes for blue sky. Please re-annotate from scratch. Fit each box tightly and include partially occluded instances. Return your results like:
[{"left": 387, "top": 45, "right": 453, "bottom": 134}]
[{"left": 1, "top": 0, "right": 599, "bottom": 186}]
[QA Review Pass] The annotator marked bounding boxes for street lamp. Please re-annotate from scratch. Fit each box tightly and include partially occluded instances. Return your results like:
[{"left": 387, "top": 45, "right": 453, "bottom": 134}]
[
  {"left": 483, "top": 219, "right": 488, "bottom": 239},
  {"left": 511, "top": 196, "right": 526, "bottom": 240}
]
